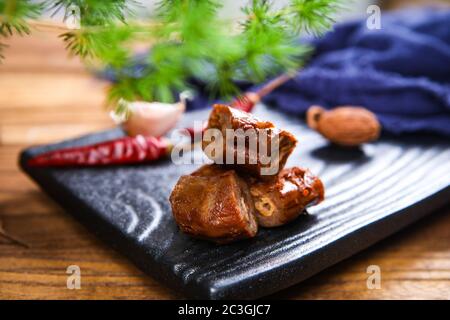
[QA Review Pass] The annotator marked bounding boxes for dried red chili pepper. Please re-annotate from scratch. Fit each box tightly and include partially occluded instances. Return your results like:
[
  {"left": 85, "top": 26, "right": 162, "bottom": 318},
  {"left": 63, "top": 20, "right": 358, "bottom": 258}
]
[
  {"left": 232, "top": 92, "right": 260, "bottom": 113},
  {"left": 28, "top": 135, "right": 172, "bottom": 167}
]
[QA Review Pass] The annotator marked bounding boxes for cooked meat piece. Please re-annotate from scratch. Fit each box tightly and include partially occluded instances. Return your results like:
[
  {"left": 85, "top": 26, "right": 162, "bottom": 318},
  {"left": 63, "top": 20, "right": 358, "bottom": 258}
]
[
  {"left": 249, "top": 167, "right": 324, "bottom": 227},
  {"left": 202, "top": 104, "right": 297, "bottom": 180},
  {"left": 169, "top": 165, "right": 258, "bottom": 243},
  {"left": 172, "top": 104, "right": 324, "bottom": 241}
]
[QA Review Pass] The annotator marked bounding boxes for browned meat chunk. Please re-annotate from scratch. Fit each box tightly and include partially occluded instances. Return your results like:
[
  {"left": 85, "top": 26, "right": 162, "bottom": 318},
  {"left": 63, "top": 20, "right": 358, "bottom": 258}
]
[
  {"left": 202, "top": 104, "right": 297, "bottom": 180},
  {"left": 169, "top": 165, "right": 258, "bottom": 243},
  {"left": 249, "top": 167, "right": 324, "bottom": 227},
  {"left": 171, "top": 105, "right": 325, "bottom": 243}
]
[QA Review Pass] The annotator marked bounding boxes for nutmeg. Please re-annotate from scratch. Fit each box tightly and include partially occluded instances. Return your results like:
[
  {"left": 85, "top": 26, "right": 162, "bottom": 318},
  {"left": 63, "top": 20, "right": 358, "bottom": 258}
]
[{"left": 307, "top": 105, "right": 381, "bottom": 146}]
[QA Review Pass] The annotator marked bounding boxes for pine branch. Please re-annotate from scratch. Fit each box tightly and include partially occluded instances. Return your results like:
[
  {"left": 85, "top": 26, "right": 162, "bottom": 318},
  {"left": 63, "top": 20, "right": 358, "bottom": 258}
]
[
  {"left": 60, "top": 24, "right": 140, "bottom": 67},
  {"left": 109, "top": 0, "right": 241, "bottom": 103},
  {"left": 0, "top": 0, "right": 44, "bottom": 62},
  {"left": 0, "top": 41, "right": 5, "bottom": 59},
  {"left": 49, "top": 0, "right": 140, "bottom": 63},
  {"left": 240, "top": 0, "right": 311, "bottom": 82},
  {"left": 106, "top": 0, "right": 344, "bottom": 105},
  {"left": 0, "top": 0, "right": 345, "bottom": 105},
  {"left": 288, "top": 0, "right": 344, "bottom": 36},
  {"left": 0, "top": 0, "right": 43, "bottom": 36}
]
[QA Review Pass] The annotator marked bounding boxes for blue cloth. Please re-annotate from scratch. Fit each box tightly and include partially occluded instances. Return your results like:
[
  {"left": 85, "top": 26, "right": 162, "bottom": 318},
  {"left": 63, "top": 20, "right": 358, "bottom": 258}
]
[
  {"left": 262, "top": 8, "right": 450, "bottom": 136},
  {"left": 103, "top": 8, "right": 450, "bottom": 136}
]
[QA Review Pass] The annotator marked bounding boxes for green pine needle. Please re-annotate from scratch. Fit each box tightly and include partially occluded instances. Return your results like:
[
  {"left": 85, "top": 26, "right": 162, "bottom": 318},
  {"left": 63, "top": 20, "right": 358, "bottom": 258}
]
[
  {"left": 0, "top": 0, "right": 43, "bottom": 36},
  {"left": 288, "top": 0, "right": 344, "bottom": 36},
  {"left": 0, "top": 42, "right": 5, "bottom": 59}
]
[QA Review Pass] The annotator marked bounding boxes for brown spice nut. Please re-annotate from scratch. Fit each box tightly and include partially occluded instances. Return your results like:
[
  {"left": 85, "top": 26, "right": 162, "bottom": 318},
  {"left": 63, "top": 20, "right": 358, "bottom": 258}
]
[{"left": 307, "top": 105, "right": 381, "bottom": 146}]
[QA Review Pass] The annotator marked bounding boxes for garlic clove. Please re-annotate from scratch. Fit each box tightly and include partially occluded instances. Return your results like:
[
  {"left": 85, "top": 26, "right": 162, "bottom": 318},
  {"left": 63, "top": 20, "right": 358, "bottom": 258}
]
[{"left": 116, "top": 99, "right": 186, "bottom": 137}]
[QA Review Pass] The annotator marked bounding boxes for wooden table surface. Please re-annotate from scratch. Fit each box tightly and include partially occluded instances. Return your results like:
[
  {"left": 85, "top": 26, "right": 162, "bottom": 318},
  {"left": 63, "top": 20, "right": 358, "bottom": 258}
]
[{"left": 0, "top": 31, "right": 449, "bottom": 300}]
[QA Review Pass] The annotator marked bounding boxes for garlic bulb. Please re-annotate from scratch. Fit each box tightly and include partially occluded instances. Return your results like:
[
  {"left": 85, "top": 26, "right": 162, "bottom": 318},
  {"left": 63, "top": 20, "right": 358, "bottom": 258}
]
[{"left": 111, "top": 94, "right": 189, "bottom": 137}]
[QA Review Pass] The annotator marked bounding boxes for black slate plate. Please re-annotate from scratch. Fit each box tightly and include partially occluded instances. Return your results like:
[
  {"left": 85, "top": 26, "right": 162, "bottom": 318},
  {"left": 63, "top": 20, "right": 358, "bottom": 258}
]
[{"left": 20, "top": 105, "right": 450, "bottom": 299}]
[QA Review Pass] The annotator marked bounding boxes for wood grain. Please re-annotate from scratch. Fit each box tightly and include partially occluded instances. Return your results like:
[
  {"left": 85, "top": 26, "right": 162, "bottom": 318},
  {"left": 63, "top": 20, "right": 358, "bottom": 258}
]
[{"left": 0, "top": 31, "right": 449, "bottom": 300}]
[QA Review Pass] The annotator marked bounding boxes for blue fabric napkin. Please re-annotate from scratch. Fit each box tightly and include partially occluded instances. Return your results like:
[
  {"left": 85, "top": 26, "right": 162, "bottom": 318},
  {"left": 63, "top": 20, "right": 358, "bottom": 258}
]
[
  {"left": 262, "top": 8, "right": 450, "bottom": 136},
  {"left": 103, "top": 8, "right": 450, "bottom": 137}
]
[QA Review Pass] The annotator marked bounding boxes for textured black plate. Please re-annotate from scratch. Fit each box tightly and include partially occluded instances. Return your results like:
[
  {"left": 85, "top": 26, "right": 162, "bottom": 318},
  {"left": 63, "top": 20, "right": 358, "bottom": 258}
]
[{"left": 20, "top": 105, "right": 450, "bottom": 299}]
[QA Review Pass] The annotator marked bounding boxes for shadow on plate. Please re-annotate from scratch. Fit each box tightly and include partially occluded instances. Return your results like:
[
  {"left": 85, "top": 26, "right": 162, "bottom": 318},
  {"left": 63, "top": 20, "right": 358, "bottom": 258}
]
[{"left": 310, "top": 144, "right": 371, "bottom": 164}]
